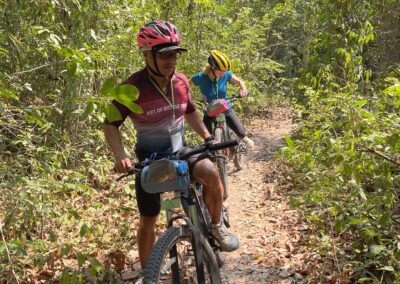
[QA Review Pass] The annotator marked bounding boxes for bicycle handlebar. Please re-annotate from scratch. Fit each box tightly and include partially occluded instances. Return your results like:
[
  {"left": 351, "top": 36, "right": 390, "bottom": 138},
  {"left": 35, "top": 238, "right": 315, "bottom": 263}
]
[
  {"left": 116, "top": 139, "right": 239, "bottom": 181},
  {"left": 178, "top": 139, "right": 238, "bottom": 160},
  {"left": 228, "top": 93, "right": 241, "bottom": 101}
]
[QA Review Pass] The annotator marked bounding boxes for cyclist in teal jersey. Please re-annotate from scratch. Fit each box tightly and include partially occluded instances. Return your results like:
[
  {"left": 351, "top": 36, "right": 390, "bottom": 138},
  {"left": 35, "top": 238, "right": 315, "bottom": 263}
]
[{"left": 191, "top": 50, "right": 254, "bottom": 148}]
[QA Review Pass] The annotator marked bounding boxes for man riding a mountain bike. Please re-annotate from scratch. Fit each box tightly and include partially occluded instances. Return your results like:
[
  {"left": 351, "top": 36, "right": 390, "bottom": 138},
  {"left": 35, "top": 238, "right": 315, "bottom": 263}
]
[
  {"left": 190, "top": 50, "right": 254, "bottom": 149},
  {"left": 103, "top": 21, "right": 239, "bottom": 270}
]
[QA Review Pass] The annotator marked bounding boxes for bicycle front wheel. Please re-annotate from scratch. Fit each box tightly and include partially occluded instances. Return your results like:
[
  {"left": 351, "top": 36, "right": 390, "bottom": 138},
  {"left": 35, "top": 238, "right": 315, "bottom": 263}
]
[
  {"left": 228, "top": 129, "right": 245, "bottom": 171},
  {"left": 143, "top": 226, "right": 221, "bottom": 284}
]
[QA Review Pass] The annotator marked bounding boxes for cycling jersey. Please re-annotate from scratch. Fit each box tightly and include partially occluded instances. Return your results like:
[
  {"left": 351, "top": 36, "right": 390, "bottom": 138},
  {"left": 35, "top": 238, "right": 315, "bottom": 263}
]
[
  {"left": 105, "top": 68, "right": 196, "bottom": 154},
  {"left": 191, "top": 71, "right": 233, "bottom": 104}
]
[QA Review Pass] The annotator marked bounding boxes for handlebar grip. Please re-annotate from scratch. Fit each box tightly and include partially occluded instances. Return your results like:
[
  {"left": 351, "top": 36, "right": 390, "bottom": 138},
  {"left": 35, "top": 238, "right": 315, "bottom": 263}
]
[
  {"left": 208, "top": 139, "right": 239, "bottom": 151},
  {"left": 116, "top": 163, "right": 144, "bottom": 181},
  {"left": 232, "top": 93, "right": 240, "bottom": 99}
]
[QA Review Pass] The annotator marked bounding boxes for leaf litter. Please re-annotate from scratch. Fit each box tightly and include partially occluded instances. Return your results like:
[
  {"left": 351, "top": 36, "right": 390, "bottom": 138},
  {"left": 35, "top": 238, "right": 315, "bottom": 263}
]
[{"left": 219, "top": 106, "right": 315, "bottom": 283}]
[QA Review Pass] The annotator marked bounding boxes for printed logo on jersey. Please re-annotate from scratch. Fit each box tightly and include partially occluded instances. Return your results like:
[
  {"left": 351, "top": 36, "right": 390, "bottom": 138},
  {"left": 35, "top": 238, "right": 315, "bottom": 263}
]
[{"left": 146, "top": 103, "right": 188, "bottom": 116}]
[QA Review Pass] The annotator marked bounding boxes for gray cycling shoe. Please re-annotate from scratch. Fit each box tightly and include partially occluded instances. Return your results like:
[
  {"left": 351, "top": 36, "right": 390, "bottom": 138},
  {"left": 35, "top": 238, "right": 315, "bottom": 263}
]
[
  {"left": 243, "top": 136, "right": 254, "bottom": 149},
  {"left": 211, "top": 222, "right": 239, "bottom": 252}
]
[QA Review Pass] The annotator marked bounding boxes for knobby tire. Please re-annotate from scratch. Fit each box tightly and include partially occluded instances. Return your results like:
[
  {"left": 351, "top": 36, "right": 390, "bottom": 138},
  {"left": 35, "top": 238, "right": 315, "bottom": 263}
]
[
  {"left": 228, "top": 129, "right": 244, "bottom": 171},
  {"left": 143, "top": 226, "right": 221, "bottom": 284}
]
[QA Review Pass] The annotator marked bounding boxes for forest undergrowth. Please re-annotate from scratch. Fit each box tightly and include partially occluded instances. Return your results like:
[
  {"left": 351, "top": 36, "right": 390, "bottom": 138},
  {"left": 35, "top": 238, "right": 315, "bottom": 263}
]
[{"left": 1, "top": 0, "right": 400, "bottom": 283}]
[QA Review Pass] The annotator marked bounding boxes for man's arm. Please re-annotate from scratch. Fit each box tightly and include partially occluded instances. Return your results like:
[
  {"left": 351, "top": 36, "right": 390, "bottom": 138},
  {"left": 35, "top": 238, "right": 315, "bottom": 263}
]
[
  {"left": 184, "top": 110, "right": 212, "bottom": 140},
  {"left": 103, "top": 123, "right": 132, "bottom": 172}
]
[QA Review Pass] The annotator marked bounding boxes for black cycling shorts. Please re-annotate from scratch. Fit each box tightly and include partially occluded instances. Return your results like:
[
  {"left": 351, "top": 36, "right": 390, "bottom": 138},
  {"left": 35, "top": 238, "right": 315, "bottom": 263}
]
[{"left": 134, "top": 147, "right": 204, "bottom": 217}]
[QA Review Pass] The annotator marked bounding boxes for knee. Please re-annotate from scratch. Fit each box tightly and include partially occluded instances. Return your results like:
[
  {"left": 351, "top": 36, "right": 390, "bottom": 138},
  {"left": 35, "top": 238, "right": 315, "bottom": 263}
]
[{"left": 194, "top": 160, "right": 220, "bottom": 185}]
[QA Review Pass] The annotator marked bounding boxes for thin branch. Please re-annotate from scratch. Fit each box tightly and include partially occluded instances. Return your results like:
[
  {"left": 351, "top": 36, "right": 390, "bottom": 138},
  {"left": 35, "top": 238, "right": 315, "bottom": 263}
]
[
  {"left": 0, "top": 218, "right": 20, "bottom": 284},
  {"left": 357, "top": 144, "right": 400, "bottom": 166},
  {"left": 8, "top": 59, "right": 70, "bottom": 78}
]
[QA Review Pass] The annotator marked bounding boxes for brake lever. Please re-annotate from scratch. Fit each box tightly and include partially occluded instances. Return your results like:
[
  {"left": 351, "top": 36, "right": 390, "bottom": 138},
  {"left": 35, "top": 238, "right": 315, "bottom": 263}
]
[
  {"left": 115, "top": 166, "right": 142, "bottom": 181},
  {"left": 116, "top": 173, "right": 130, "bottom": 182}
]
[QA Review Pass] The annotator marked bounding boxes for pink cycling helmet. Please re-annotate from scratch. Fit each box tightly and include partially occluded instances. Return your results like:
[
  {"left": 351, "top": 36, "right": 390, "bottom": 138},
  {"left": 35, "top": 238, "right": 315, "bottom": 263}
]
[{"left": 137, "top": 21, "right": 186, "bottom": 51}]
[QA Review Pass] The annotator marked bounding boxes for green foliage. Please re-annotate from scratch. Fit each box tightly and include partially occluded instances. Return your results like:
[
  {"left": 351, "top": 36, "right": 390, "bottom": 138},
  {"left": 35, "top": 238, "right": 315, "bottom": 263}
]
[
  {"left": 0, "top": 0, "right": 280, "bottom": 281},
  {"left": 277, "top": 1, "right": 400, "bottom": 281},
  {"left": 1, "top": 0, "right": 399, "bottom": 281}
]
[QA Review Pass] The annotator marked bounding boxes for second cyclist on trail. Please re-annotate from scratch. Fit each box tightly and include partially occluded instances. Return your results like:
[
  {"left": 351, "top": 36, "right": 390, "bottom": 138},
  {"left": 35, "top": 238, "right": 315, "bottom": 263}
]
[{"left": 190, "top": 50, "right": 254, "bottom": 149}]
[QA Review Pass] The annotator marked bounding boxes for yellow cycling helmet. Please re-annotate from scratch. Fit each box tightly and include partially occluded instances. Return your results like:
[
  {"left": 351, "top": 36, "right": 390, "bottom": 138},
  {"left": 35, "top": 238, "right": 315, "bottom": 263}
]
[{"left": 208, "top": 50, "right": 231, "bottom": 72}]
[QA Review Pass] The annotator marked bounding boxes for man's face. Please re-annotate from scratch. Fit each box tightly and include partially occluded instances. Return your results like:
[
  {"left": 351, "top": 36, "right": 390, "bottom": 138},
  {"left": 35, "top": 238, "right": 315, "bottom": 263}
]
[{"left": 144, "top": 50, "right": 182, "bottom": 77}]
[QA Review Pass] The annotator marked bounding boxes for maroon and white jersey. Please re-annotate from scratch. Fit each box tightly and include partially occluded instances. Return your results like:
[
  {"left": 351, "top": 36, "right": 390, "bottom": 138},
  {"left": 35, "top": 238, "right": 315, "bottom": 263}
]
[{"left": 106, "top": 68, "right": 196, "bottom": 154}]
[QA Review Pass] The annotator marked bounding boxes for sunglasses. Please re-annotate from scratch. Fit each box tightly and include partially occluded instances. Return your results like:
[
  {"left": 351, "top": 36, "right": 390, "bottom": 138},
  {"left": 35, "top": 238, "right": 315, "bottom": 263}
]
[{"left": 155, "top": 51, "right": 182, "bottom": 59}]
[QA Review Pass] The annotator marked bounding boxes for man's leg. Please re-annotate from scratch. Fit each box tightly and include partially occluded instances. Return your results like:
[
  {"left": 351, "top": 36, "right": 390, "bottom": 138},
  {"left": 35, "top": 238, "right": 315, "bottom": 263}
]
[
  {"left": 134, "top": 163, "right": 161, "bottom": 268},
  {"left": 137, "top": 215, "right": 158, "bottom": 268},
  {"left": 192, "top": 158, "right": 223, "bottom": 223},
  {"left": 192, "top": 158, "right": 239, "bottom": 252}
]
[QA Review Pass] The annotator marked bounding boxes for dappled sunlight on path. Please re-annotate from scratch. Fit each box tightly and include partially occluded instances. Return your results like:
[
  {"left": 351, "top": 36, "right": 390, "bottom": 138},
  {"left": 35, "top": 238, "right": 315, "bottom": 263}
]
[{"left": 220, "top": 107, "right": 312, "bottom": 284}]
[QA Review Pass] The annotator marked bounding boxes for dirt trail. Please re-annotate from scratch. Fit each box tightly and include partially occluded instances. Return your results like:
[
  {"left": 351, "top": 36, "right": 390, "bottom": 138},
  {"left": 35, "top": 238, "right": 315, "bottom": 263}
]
[{"left": 220, "top": 107, "right": 310, "bottom": 284}]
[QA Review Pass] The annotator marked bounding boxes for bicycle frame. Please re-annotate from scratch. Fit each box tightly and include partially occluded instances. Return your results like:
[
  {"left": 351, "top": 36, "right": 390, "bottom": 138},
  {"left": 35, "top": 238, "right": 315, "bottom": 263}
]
[
  {"left": 117, "top": 140, "right": 237, "bottom": 283},
  {"left": 211, "top": 114, "right": 230, "bottom": 158},
  {"left": 161, "top": 182, "right": 209, "bottom": 236}
]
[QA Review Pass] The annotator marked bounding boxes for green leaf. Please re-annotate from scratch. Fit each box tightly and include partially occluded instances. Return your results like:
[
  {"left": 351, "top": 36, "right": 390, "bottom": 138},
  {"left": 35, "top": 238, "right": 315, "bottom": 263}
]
[
  {"left": 105, "top": 104, "right": 123, "bottom": 122},
  {"left": 383, "top": 84, "right": 400, "bottom": 96},
  {"left": 83, "top": 102, "right": 95, "bottom": 119},
  {"left": 348, "top": 218, "right": 364, "bottom": 225},
  {"left": 89, "top": 257, "right": 102, "bottom": 274},
  {"left": 362, "top": 228, "right": 377, "bottom": 239},
  {"left": 352, "top": 100, "right": 367, "bottom": 107},
  {"left": 67, "top": 61, "right": 77, "bottom": 77},
  {"left": 80, "top": 223, "right": 91, "bottom": 237},
  {"left": 115, "top": 99, "right": 144, "bottom": 114},
  {"left": 69, "top": 210, "right": 80, "bottom": 220},
  {"left": 50, "top": 231, "right": 57, "bottom": 242},
  {"left": 285, "top": 135, "right": 295, "bottom": 149},
  {"left": 0, "top": 242, "right": 5, "bottom": 254},
  {"left": 333, "top": 218, "right": 346, "bottom": 234},
  {"left": 378, "top": 212, "right": 391, "bottom": 226},
  {"left": 61, "top": 244, "right": 72, "bottom": 256},
  {"left": 377, "top": 266, "right": 394, "bottom": 271},
  {"left": 58, "top": 47, "right": 74, "bottom": 58},
  {"left": 369, "top": 244, "right": 385, "bottom": 256},
  {"left": 90, "top": 29, "right": 97, "bottom": 40},
  {"left": 100, "top": 77, "right": 117, "bottom": 96},
  {"left": 77, "top": 252, "right": 86, "bottom": 267},
  {"left": 60, "top": 270, "right": 71, "bottom": 284},
  {"left": 110, "top": 84, "right": 140, "bottom": 101}
]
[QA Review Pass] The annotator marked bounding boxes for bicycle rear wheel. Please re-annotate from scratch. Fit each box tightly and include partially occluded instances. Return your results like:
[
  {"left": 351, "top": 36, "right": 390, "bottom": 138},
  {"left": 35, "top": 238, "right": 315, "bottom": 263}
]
[
  {"left": 214, "top": 128, "right": 228, "bottom": 200},
  {"left": 143, "top": 226, "right": 221, "bottom": 284}
]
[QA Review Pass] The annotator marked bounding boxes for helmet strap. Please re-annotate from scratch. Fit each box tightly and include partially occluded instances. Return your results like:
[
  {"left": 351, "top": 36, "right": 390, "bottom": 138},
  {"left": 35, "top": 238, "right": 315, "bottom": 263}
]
[
  {"left": 146, "top": 52, "right": 175, "bottom": 81},
  {"left": 211, "top": 69, "right": 217, "bottom": 82},
  {"left": 147, "top": 64, "right": 164, "bottom": 77},
  {"left": 146, "top": 52, "right": 164, "bottom": 77}
]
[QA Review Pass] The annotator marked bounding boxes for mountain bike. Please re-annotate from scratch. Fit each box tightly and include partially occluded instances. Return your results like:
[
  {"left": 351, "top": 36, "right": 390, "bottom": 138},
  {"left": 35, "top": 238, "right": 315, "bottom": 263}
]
[
  {"left": 207, "top": 94, "right": 246, "bottom": 201},
  {"left": 117, "top": 140, "right": 238, "bottom": 284}
]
